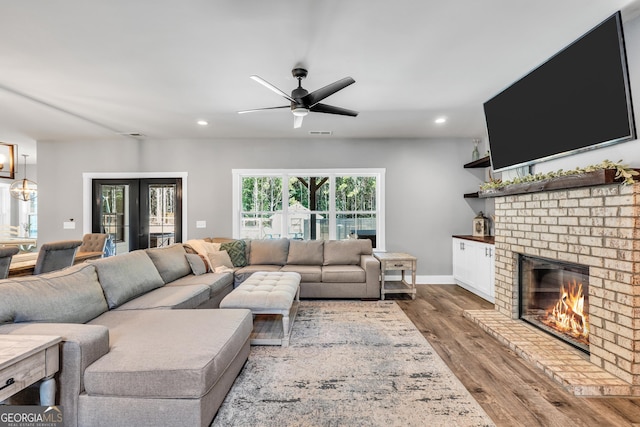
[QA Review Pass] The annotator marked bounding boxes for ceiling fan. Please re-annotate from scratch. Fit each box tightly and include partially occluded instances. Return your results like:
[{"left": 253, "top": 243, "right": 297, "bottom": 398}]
[{"left": 238, "top": 68, "right": 358, "bottom": 129}]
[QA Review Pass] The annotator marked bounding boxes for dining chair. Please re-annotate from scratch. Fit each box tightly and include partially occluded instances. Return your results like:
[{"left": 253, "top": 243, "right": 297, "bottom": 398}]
[
  {"left": 0, "top": 246, "right": 20, "bottom": 279},
  {"left": 78, "top": 233, "right": 108, "bottom": 256},
  {"left": 33, "top": 240, "right": 83, "bottom": 275}
]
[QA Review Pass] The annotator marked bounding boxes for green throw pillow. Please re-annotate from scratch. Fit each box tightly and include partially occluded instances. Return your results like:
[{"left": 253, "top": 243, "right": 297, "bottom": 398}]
[{"left": 220, "top": 240, "right": 247, "bottom": 267}]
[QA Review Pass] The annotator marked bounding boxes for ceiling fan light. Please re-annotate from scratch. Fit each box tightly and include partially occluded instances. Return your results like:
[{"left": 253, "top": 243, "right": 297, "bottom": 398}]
[{"left": 292, "top": 108, "right": 309, "bottom": 117}]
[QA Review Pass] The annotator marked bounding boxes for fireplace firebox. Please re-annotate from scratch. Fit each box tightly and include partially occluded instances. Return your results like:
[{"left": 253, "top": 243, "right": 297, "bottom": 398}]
[{"left": 519, "top": 255, "right": 590, "bottom": 353}]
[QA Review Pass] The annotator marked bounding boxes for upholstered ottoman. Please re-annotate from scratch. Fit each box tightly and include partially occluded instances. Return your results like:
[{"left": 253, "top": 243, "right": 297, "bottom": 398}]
[{"left": 220, "top": 271, "right": 301, "bottom": 347}]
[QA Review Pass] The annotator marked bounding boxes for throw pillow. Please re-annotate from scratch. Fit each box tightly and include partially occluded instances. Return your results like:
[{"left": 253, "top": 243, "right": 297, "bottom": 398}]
[
  {"left": 185, "top": 253, "right": 207, "bottom": 275},
  {"left": 220, "top": 240, "right": 247, "bottom": 267},
  {"left": 208, "top": 250, "right": 235, "bottom": 273}
]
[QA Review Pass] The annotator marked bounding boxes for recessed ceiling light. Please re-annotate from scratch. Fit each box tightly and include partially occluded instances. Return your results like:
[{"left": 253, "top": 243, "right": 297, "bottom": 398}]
[
  {"left": 434, "top": 117, "right": 447, "bottom": 124},
  {"left": 197, "top": 120, "right": 208, "bottom": 126}
]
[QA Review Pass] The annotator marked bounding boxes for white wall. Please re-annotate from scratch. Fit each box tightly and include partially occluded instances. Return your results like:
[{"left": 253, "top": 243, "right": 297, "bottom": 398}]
[{"left": 37, "top": 137, "right": 482, "bottom": 278}]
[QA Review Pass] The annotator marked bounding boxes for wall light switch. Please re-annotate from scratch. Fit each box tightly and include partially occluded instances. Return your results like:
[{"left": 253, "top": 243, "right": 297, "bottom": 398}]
[
  {"left": 196, "top": 220, "right": 206, "bottom": 229},
  {"left": 63, "top": 221, "right": 76, "bottom": 229}
]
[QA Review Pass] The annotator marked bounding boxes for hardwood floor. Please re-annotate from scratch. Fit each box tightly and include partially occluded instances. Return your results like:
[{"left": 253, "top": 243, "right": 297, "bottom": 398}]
[{"left": 393, "top": 285, "right": 640, "bottom": 427}]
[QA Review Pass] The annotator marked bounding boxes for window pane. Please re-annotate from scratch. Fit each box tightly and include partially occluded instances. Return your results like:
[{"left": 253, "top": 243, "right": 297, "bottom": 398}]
[
  {"left": 286, "top": 211, "right": 328, "bottom": 240},
  {"left": 242, "top": 177, "right": 282, "bottom": 212},
  {"left": 336, "top": 213, "right": 377, "bottom": 247},
  {"left": 235, "top": 170, "right": 382, "bottom": 246},
  {"left": 335, "top": 176, "right": 377, "bottom": 211},
  {"left": 289, "top": 176, "right": 329, "bottom": 211},
  {"left": 240, "top": 213, "right": 277, "bottom": 239}
]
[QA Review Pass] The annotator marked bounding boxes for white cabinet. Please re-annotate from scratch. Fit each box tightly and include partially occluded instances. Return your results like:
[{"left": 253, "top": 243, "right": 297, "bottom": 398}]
[{"left": 452, "top": 237, "right": 495, "bottom": 302}]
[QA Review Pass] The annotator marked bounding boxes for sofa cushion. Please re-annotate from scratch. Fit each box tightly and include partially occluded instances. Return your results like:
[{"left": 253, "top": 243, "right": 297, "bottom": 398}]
[
  {"left": 0, "top": 263, "right": 108, "bottom": 324},
  {"left": 85, "top": 309, "right": 253, "bottom": 399},
  {"left": 167, "top": 272, "right": 234, "bottom": 299},
  {"left": 145, "top": 244, "right": 192, "bottom": 283},
  {"left": 250, "top": 239, "right": 289, "bottom": 265},
  {"left": 321, "top": 265, "right": 366, "bottom": 283},
  {"left": 286, "top": 240, "right": 323, "bottom": 265},
  {"left": 280, "top": 265, "right": 322, "bottom": 282},
  {"left": 220, "top": 240, "right": 247, "bottom": 267},
  {"left": 185, "top": 253, "right": 207, "bottom": 275},
  {"left": 113, "top": 285, "right": 210, "bottom": 310},
  {"left": 89, "top": 251, "right": 165, "bottom": 309},
  {"left": 323, "top": 240, "right": 365, "bottom": 265}
]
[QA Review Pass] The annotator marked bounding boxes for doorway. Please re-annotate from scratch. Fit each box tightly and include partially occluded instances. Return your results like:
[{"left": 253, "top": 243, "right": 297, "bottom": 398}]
[{"left": 92, "top": 178, "right": 182, "bottom": 254}]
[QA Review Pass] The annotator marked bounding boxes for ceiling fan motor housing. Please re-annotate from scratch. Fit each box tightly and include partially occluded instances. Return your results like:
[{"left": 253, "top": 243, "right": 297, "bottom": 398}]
[
  {"left": 291, "top": 68, "right": 308, "bottom": 79},
  {"left": 291, "top": 87, "right": 309, "bottom": 102}
]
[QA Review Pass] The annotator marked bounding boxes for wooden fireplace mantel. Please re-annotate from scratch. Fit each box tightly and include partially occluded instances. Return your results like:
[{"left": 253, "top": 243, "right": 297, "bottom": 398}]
[{"left": 478, "top": 168, "right": 636, "bottom": 198}]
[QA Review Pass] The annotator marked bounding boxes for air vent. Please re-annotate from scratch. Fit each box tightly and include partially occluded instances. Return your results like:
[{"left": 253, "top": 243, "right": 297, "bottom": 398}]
[
  {"left": 118, "top": 132, "right": 146, "bottom": 138},
  {"left": 308, "top": 131, "right": 333, "bottom": 136}
]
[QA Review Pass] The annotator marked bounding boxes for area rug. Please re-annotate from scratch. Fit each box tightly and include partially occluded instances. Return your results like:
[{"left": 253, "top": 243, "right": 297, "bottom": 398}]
[{"left": 212, "top": 300, "right": 495, "bottom": 427}]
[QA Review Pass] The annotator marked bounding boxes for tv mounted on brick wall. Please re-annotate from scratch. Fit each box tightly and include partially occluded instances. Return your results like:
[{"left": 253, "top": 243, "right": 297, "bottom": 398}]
[{"left": 484, "top": 11, "right": 636, "bottom": 172}]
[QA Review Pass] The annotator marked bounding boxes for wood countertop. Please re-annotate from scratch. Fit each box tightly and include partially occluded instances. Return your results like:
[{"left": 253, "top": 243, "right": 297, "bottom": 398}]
[{"left": 452, "top": 235, "right": 495, "bottom": 245}]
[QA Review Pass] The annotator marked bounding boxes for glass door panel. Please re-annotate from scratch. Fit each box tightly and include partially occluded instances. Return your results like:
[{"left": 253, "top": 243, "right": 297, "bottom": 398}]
[
  {"left": 92, "top": 178, "right": 181, "bottom": 254},
  {"left": 145, "top": 182, "right": 177, "bottom": 248},
  {"left": 94, "top": 181, "right": 136, "bottom": 255}
]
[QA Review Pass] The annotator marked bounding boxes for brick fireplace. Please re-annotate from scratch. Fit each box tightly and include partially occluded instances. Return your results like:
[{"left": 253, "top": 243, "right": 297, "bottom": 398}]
[{"left": 465, "top": 180, "right": 640, "bottom": 396}]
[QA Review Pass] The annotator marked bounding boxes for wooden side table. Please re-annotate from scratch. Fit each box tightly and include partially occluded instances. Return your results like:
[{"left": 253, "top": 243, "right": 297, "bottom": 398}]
[
  {"left": 0, "top": 335, "right": 62, "bottom": 405},
  {"left": 374, "top": 252, "right": 417, "bottom": 300}
]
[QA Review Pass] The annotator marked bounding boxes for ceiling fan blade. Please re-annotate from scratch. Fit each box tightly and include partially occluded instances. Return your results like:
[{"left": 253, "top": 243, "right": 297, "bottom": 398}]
[
  {"left": 238, "top": 106, "right": 289, "bottom": 114},
  {"left": 293, "top": 115, "right": 304, "bottom": 129},
  {"left": 302, "top": 77, "right": 355, "bottom": 106},
  {"left": 250, "top": 75, "right": 295, "bottom": 103},
  {"left": 310, "top": 103, "right": 359, "bottom": 117}
]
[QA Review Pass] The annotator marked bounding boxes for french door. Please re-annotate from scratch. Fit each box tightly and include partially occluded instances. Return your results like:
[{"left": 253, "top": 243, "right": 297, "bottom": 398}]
[{"left": 92, "top": 178, "right": 182, "bottom": 254}]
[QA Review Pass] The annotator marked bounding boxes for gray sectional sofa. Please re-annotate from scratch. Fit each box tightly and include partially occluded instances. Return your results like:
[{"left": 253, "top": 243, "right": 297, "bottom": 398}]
[
  {"left": 199, "top": 238, "right": 381, "bottom": 299},
  {"left": 0, "top": 238, "right": 381, "bottom": 426},
  {"left": 0, "top": 244, "right": 251, "bottom": 427}
]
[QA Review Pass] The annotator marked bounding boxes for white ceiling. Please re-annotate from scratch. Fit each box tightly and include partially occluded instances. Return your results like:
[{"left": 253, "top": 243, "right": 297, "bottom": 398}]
[{"left": 2, "top": 0, "right": 640, "bottom": 161}]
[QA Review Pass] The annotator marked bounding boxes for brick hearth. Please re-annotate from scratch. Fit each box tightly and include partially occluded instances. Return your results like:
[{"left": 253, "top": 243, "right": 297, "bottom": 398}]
[{"left": 466, "top": 182, "right": 640, "bottom": 396}]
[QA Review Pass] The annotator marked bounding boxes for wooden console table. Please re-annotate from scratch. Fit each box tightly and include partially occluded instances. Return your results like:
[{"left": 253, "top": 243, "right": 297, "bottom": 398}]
[
  {"left": 0, "top": 335, "right": 62, "bottom": 405},
  {"left": 374, "top": 252, "right": 417, "bottom": 300}
]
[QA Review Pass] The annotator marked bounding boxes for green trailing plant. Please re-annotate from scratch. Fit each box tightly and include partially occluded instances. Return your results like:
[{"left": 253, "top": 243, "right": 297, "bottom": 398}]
[{"left": 480, "top": 160, "right": 639, "bottom": 191}]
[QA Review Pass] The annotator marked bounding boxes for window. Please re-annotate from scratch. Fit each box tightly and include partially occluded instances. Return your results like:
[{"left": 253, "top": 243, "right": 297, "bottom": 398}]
[{"left": 233, "top": 169, "right": 385, "bottom": 249}]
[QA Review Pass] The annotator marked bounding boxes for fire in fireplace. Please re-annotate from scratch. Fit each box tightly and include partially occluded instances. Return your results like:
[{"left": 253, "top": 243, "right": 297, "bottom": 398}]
[{"left": 519, "top": 255, "right": 590, "bottom": 353}]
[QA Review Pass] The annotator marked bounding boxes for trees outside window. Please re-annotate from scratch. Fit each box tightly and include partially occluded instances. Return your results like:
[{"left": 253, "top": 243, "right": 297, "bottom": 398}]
[{"left": 234, "top": 169, "right": 384, "bottom": 248}]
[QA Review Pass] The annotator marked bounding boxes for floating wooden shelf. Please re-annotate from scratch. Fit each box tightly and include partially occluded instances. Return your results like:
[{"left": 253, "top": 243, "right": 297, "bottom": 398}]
[
  {"left": 463, "top": 156, "right": 491, "bottom": 169},
  {"left": 478, "top": 168, "right": 634, "bottom": 198}
]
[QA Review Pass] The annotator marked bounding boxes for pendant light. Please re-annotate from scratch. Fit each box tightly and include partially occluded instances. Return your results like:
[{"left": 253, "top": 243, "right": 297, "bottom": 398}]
[{"left": 10, "top": 154, "right": 37, "bottom": 201}]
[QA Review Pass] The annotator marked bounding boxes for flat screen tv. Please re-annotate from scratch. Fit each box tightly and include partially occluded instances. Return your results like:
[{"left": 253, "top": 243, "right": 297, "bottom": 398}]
[{"left": 484, "top": 12, "right": 636, "bottom": 172}]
